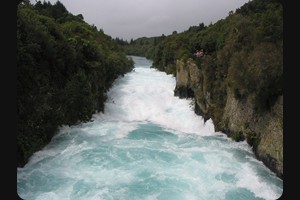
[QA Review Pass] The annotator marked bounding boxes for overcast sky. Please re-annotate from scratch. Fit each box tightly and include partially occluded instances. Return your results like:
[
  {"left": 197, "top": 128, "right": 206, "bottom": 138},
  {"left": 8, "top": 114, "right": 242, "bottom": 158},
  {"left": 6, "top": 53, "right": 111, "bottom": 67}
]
[{"left": 31, "top": 0, "right": 249, "bottom": 40}]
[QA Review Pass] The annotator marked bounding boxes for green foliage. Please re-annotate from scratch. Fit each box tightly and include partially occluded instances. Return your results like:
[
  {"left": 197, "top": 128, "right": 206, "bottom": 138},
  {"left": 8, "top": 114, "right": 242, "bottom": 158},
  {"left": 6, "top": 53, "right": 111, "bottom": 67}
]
[
  {"left": 17, "top": 2, "right": 133, "bottom": 166},
  {"left": 122, "top": 36, "right": 164, "bottom": 59},
  {"left": 35, "top": 0, "right": 83, "bottom": 23},
  {"left": 122, "top": 0, "right": 282, "bottom": 127},
  {"left": 62, "top": 70, "right": 95, "bottom": 124},
  {"left": 227, "top": 43, "right": 282, "bottom": 110}
]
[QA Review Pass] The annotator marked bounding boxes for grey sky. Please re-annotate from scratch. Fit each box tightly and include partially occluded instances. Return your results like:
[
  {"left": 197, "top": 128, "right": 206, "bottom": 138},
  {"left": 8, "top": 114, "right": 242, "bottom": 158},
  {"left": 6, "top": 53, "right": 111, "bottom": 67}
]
[{"left": 31, "top": 0, "right": 249, "bottom": 40}]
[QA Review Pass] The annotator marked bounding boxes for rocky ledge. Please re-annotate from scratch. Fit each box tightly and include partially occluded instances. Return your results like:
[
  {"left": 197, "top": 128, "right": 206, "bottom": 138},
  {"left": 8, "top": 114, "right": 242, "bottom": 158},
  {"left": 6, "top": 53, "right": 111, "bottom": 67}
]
[{"left": 174, "top": 59, "right": 283, "bottom": 179}]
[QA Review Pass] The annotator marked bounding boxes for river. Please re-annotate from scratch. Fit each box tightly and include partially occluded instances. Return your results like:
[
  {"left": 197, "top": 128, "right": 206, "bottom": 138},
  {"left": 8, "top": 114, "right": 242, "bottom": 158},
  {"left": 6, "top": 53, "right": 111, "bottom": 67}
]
[{"left": 17, "top": 56, "right": 283, "bottom": 200}]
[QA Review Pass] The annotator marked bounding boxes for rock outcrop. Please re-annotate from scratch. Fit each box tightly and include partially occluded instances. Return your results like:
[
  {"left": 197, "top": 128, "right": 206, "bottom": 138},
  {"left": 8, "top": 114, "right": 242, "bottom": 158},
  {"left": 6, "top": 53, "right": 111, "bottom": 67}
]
[
  {"left": 174, "top": 59, "right": 200, "bottom": 98},
  {"left": 174, "top": 58, "right": 283, "bottom": 179}
]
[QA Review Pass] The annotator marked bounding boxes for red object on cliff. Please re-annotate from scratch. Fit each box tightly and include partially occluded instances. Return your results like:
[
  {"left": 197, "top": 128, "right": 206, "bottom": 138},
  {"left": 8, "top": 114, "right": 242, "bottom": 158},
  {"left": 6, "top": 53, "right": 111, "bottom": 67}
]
[{"left": 194, "top": 49, "right": 204, "bottom": 57}]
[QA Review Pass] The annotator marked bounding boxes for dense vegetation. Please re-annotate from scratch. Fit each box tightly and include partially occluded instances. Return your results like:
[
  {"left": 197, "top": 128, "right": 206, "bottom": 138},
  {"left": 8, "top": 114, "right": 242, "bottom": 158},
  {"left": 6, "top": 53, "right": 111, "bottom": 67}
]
[
  {"left": 119, "top": 36, "right": 166, "bottom": 59},
  {"left": 123, "top": 0, "right": 282, "bottom": 123},
  {"left": 17, "top": 1, "right": 133, "bottom": 166}
]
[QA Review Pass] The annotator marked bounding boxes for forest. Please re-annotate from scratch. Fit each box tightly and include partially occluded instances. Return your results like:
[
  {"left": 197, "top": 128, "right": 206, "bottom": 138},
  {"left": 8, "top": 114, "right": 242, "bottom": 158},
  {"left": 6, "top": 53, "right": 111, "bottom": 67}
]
[
  {"left": 17, "top": 1, "right": 134, "bottom": 166},
  {"left": 122, "top": 0, "right": 282, "bottom": 122}
]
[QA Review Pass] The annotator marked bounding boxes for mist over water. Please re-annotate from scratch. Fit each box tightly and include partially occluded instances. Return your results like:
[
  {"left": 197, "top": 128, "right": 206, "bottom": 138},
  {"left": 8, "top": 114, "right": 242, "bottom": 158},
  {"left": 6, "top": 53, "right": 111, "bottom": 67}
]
[{"left": 17, "top": 56, "right": 282, "bottom": 200}]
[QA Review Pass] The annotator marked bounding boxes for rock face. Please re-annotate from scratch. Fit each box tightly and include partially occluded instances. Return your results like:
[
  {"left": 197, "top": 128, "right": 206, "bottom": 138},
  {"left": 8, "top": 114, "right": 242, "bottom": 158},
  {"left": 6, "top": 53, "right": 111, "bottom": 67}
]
[
  {"left": 222, "top": 91, "right": 283, "bottom": 178},
  {"left": 174, "top": 59, "right": 200, "bottom": 98},
  {"left": 174, "top": 58, "right": 283, "bottom": 179}
]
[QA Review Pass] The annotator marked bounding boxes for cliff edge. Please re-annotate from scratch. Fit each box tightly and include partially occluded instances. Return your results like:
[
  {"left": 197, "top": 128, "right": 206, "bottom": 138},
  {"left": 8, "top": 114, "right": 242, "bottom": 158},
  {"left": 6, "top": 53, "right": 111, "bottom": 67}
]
[{"left": 174, "top": 59, "right": 283, "bottom": 179}]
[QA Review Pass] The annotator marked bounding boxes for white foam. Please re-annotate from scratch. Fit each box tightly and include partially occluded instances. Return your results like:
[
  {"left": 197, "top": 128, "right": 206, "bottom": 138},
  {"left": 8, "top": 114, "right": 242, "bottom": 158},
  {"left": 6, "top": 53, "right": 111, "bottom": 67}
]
[
  {"left": 236, "top": 163, "right": 283, "bottom": 199},
  {"left": 92, "top": 58, "right": 215, "bottom": 136},
  {"left": 79, "top": 121, "right": 138, "bottom": 140},
  {"left": 17, "top": 56, "right": 282, "bottom": 200}
]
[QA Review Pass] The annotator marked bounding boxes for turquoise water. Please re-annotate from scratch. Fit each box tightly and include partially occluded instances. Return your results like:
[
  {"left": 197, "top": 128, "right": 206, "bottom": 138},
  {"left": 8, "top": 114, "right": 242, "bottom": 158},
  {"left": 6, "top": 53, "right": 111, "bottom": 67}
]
[{"left": 17, "top": 56, "right": 283, "bottom": 200}]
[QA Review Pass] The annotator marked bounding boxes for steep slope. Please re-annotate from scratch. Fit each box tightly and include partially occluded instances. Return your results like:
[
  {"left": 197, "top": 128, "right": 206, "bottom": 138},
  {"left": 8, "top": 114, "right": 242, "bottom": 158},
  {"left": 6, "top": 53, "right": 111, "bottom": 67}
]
[
  {"left": 17, "top": 2, "right": 134, "bottom": 167},
  {"left": 174, "top": 58, "right": 283, "bottom": 178}
]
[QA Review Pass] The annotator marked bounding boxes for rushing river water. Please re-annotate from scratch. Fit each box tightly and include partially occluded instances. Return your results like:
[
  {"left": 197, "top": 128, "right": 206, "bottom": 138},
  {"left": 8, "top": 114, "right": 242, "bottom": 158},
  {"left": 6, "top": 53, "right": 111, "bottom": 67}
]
[{"left": 17, "top": 56, "right": 283, "bottom": 200}]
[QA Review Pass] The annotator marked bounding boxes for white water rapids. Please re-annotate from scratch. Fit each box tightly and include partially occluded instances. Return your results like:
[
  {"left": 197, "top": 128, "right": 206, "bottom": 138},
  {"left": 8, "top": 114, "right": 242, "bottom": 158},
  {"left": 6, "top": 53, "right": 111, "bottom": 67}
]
[{"left": 17, "top": 56, "right": 283, "bottom": 200}]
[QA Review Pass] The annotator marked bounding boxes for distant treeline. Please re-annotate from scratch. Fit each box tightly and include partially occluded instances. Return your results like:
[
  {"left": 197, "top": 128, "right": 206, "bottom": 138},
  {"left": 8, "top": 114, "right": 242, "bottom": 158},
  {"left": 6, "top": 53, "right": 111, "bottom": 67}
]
[
  {"left": 17, "top": 1, "right": 133, "bottom": 166},
  {"left": 122, "top": 0, "right": 282, "bottom": 119}
]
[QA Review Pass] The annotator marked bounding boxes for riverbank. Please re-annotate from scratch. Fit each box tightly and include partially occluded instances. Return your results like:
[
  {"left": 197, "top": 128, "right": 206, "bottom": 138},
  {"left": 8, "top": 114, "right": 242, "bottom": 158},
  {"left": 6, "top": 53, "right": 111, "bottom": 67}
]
[{"left": 174, "top": 58, "right": 283, "bottom": 179}]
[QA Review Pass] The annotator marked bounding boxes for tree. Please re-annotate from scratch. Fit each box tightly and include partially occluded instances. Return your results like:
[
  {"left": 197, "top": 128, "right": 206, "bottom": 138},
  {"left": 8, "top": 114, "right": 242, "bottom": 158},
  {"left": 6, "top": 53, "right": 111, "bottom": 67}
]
[
  {"left": 77, "top": 14, "right": 84, "bottom": 20},
  {"left": 17, "top": 2, "right": 134, "bottom": 167}
]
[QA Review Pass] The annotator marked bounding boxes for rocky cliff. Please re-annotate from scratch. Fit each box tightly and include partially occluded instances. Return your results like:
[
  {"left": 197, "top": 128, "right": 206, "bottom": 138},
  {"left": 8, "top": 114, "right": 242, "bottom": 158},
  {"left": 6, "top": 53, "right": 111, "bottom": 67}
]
[{"left": 174, "top": 58, "right": 283, "bottom": 179}]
